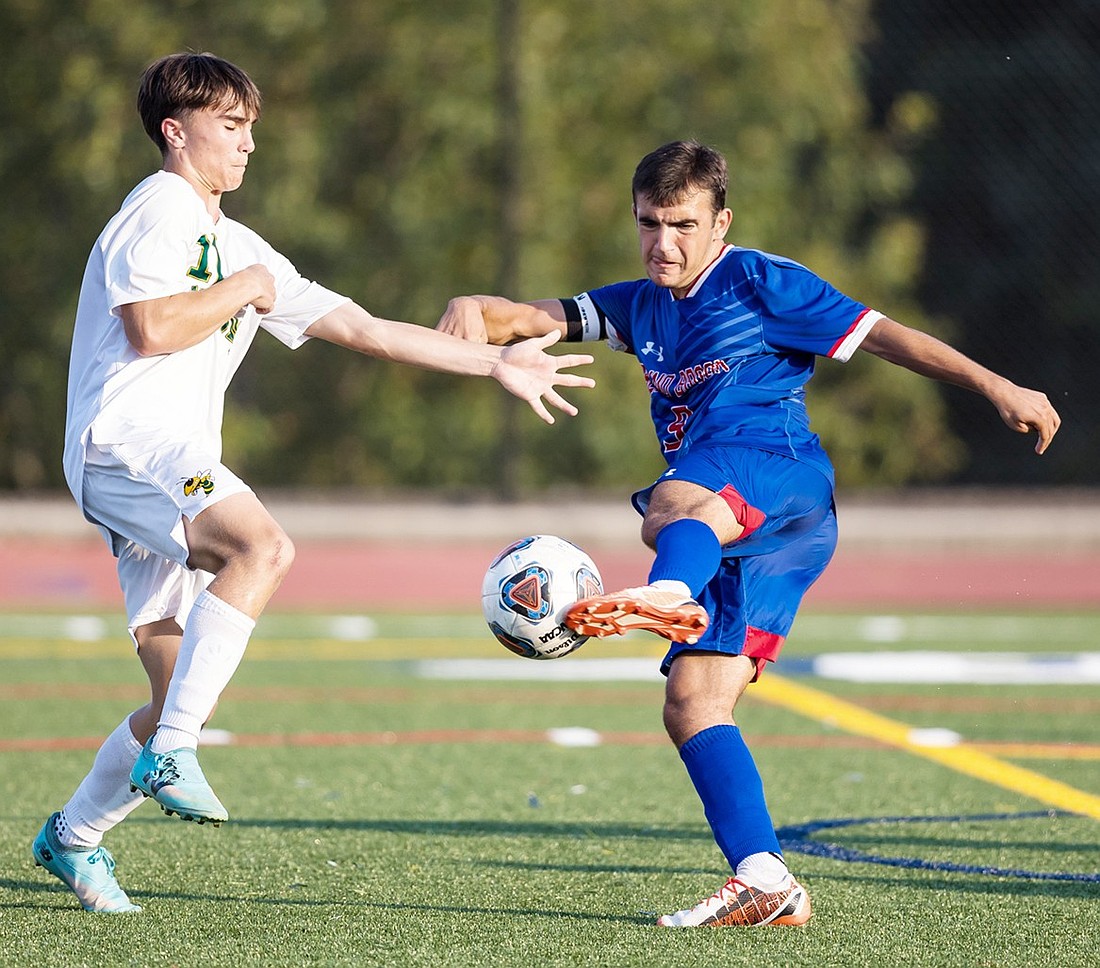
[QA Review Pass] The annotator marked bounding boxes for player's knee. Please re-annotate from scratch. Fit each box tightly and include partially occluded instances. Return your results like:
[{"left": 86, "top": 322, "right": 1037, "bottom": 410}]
[
  {"left": 262, "top": 527, "right": 295, "bottom": 581},
  {"left": 662, "top": 680, "right": 742, "bottom": 747},
  {"left": 205, "top": 520, "right": 295, "bottom": 582},
  {"left": 640, "top": 516, "right": 663, "bottom": 549},
  {"left": 662, "top": 693, "right": 703, "bottom": 746},
  {"left": 662, "top": 696, "right": 683, "bottom": 740}
]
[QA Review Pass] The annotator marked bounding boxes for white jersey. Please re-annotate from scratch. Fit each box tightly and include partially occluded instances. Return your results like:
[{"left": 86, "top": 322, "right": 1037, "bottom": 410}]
[{"left": 63, "top": 170, "right": 349, "bottom": 509}]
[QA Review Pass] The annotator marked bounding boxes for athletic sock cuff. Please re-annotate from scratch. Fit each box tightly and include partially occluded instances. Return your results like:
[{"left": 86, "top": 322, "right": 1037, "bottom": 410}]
[
  {"left": 193, "top": 589, "right": 256, "bottom": 634},
  {"left": 679, "top": 723, "right": 741, "bottom": 761},
  {"left": 648, "top": 519, "right": 722, "bottom": 596}
]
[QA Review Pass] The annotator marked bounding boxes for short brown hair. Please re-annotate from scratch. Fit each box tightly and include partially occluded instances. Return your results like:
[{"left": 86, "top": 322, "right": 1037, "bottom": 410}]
[
  {"left": 632, "top": 140, "right": 728, "bottom": 214},
  {"left": 138, "top": 52, "right": 262, "bottom": 154}
]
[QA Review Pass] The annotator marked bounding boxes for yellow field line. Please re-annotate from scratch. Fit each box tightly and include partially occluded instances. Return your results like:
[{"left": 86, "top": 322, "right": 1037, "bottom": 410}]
[
  {"left": 970, "top": 743, "right": 1100, "bottom": 761},
  {"left": 754, "top": 674, "right": 1100, "bottom": 820}
]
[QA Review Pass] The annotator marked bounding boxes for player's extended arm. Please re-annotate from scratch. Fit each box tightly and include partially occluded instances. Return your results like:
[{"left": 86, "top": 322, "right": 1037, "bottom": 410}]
[
  {"left": 306, "top": 301, "right": 593, "bottom": 425},
  {"left": 119, "top": 264, "right": 277, "bottom": 356},
  {"left": 436, "top": 295, "right": 569, "bottom": 345},
  {"left": 859, "top": 316, "right": 1061, "bottom": 454}
]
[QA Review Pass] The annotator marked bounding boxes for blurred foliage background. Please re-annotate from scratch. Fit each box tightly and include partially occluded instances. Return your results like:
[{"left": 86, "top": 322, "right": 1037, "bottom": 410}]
[{"left": 0, "top": 0, "right": 1092, "bottom": 496}]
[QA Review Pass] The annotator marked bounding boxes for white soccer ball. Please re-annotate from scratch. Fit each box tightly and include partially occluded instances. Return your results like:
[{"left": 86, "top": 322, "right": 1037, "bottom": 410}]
[{"left": 481, "top": 534, "right": 604, "bottom": 660}]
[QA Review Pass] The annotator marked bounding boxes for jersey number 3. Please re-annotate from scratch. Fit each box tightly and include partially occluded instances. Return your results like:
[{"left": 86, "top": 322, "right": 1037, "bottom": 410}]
[{"left": 663, "top": 404, "right": 693, "bottom": 453}]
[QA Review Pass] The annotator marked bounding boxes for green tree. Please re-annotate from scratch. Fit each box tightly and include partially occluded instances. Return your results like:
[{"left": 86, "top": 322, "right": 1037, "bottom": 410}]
[
  {"left": 234, "top": 0, "right": 957, "bottom": 491},
  {"left": 1, "top": 0, "right": 958, "bottom": 493}
]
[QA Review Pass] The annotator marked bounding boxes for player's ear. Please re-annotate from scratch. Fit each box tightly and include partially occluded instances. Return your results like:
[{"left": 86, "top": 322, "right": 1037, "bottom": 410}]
[
  {"left": 162, "top": 117, "right": 186, "bottom": 150},
  {"left": 714, "top": 207, "right": 733, "bottom": 238}
]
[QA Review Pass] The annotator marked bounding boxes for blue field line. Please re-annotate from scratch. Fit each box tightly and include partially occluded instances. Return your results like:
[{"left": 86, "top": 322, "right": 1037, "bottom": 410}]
[{"left": 778, "top": 811, "right": 1100, "bottom": 882}]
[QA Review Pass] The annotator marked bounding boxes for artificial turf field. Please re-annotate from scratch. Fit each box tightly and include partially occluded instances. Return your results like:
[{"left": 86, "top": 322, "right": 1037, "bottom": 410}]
[{"left": 0, "top": 609, "right": 1097, "bottom": 968}]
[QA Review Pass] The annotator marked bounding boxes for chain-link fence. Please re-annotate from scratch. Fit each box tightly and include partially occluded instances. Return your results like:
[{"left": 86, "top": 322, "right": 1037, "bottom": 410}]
[{"left": 865, "top": 0, "right": 1099, "bottom": 485}]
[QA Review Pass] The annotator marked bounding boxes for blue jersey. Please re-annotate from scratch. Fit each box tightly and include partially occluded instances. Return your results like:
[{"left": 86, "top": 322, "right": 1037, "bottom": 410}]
[{"left": 569, "top": 245, "right": 881, "bottom": 485}]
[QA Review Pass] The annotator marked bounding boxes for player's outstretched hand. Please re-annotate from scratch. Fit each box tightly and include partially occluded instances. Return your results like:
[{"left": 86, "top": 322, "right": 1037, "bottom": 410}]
[
  {"left": 491, "top": 330, "right": 595, "bottom": 424},
  {"left": 991, "top": 382, "right": 1062, "bottom": 454}
]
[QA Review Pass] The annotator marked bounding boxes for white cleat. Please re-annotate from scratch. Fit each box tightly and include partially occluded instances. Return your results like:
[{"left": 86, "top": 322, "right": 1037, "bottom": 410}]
[{"left": 657, "top": 876, "right": 812, "bottom": 928}]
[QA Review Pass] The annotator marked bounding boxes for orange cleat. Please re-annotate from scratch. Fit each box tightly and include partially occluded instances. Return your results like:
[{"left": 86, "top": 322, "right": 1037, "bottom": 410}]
[{"left": 565, "top": 585, "right": 709, "bottom": 644}]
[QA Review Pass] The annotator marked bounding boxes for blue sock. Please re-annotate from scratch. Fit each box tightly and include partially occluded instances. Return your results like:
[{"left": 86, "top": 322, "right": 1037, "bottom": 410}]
[
  {"left": 647, "top": 519, "right": 722, "bottom": 597},
  {"left": 679, "top": 724, "right": 782, "bottom": 869}
]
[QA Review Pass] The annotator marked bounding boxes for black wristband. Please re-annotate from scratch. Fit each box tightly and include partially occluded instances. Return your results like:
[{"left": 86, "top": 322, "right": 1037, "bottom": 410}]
[{"left": 560, "top": 298, "right": 583, "bottom": 342}]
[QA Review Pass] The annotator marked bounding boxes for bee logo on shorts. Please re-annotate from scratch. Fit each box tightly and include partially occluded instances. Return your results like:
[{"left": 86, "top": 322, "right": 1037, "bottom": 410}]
[{"left": 180, "top": 470, "right": 215, "bottom": 497}]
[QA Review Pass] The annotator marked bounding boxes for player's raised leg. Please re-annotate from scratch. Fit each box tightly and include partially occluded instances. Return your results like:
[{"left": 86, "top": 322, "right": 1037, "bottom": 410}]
[
  {"left": 130, "top": 492, "right": 289, "bottom": 824},
  {"left": 127, "top": 611, "right": 233, "bottom": 824},
  {"left": 567, "top": 481, "right": 736, "bottom": 643}
]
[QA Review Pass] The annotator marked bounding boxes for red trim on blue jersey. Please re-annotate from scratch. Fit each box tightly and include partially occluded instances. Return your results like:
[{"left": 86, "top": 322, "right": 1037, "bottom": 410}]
[
  {"left": 827, "top": 307, "right": 874, "bottom": 358},
  {"left": 717, "top": 484, "right": 767, "bottom": 538},
  {"left": 682, "top": 245, "right": 733, "bottom": 299}
]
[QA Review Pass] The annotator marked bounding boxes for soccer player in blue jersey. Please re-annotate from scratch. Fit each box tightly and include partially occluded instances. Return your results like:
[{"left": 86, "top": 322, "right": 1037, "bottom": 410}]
[{"left": 438, "top": 140, "right": 1061, "bottom": 928}]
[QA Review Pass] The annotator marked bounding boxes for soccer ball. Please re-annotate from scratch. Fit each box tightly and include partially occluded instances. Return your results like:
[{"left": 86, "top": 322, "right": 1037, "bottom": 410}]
[{"left": 482, "top": 534, "right": 603, "bottom": 660}]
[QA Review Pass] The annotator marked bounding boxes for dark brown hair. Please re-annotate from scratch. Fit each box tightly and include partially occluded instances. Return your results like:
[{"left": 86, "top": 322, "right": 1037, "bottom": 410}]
[
  {"left": 137, "top": 52, "right": 262, "bottom": 154},
  {"left": 632, "top": 140, "right": 728, "bottom": 214}
]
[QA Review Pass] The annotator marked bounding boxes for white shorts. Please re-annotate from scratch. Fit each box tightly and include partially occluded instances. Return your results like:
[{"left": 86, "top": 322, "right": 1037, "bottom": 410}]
[{"left": 82, "top": 440, "right": 253, "bottom": 641}]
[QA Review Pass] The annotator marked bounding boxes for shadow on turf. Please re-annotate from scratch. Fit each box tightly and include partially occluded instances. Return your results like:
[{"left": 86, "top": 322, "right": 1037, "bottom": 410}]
[
  {"left": 818, "top": 830, "right": 1091, "bottom": 854},
  {"left": 229, "top": 817, "right": 714, "bottom": 842},
  {"left": 359, "top": 900, "right": 651, "bottom": 925},
  {"left": 475, "top": 861, "right": 1100, "bottom": 900},
  {"left": 811, "top": 870, "right": 1100, "bottom": 901},
  {"left": 481, "top": 858, "right": 719, "bottom": 876},
  {"left": 14, "top": 815, "right": 1084, "bottom": 911},
  {"left": 0, "top": 875, "right": 652, "bottom": 922},
  {"left": 0, "top": 877, "right": 75, "bottom": 911},
  {"left": 0, "top": 874, "right": 377, "bottom": 911},
  {"left": 8, "top": 869, "right": 1091, "bottom": 915},
  {"left": 7, "top": 868, "right": 1094, "bottom": 916},
  {"left": 227, "top": 817, "right": 1098, "bottom": 897}
]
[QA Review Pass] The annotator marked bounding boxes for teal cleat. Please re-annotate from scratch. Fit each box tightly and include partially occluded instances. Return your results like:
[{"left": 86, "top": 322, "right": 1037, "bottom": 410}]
[
  {"left": 32, "top": 813, "right": 142, "bottom": 914},
  {"left": 129, "top": 740, "right": 229, "bottom": 825}
]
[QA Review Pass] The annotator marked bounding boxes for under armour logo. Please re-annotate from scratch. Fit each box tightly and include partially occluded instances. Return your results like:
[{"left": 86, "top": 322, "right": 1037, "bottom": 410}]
[{"left": 640, "top": 341, "right": 664, "bottom": 362}]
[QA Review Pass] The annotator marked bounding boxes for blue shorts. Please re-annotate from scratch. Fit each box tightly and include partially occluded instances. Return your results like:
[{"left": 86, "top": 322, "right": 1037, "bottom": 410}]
[{"left": 632, "top": 447, "right": 837, "bottom": 679}]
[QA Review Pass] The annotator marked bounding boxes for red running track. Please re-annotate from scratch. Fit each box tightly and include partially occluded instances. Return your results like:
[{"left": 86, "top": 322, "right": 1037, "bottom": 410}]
[{"left": 1, "top": 537, "right": 1098, "bottom": 610}]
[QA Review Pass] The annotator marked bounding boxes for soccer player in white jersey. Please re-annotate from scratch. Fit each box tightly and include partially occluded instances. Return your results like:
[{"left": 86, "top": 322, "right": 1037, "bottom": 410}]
[
  {"left": 437, "top": 140, "right": 1060, "bottom": 927},
  {"left": 32, "top": 52, "right": 594, "bottom": 914}
]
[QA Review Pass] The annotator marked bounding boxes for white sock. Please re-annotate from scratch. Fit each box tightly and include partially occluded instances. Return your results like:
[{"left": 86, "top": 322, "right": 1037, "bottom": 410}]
[
  {"left": 59, "top": 716, "right": 146, "bottom": 848},
  {"left": 650, "top": 579, "right": 692, "bottom": 598},
  {"left": 736, "top": 851, "right": 791, "bottom": 891},
  {"left": 151, "top": 589, "right": 255, "bottom": 754}
]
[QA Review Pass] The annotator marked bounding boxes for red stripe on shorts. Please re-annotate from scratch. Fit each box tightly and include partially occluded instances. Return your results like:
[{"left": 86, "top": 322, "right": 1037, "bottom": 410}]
[
  {"left": 744, "top": 625, "right": 785, "bottom": 682},
  {"left": 744, "top": 625, "right": 785, "bottom": 663},
  {"left": 717, "top": 484, "right": 767, "bottom": 538}
]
